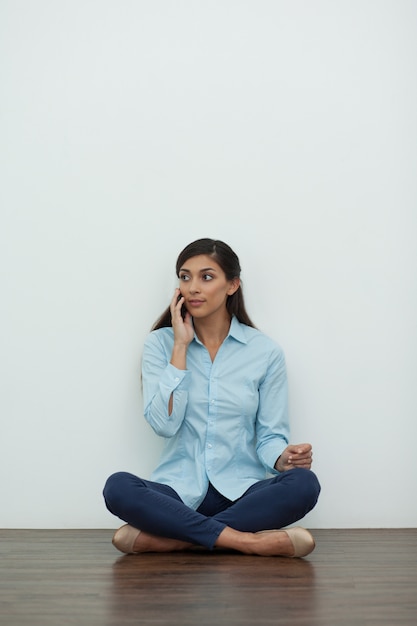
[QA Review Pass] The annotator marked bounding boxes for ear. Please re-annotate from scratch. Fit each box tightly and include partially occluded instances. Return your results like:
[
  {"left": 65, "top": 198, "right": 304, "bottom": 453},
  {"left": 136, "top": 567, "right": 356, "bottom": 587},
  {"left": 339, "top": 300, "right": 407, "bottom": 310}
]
[{"left": 227, "top": 277, "right": 240, "bottom": 296}]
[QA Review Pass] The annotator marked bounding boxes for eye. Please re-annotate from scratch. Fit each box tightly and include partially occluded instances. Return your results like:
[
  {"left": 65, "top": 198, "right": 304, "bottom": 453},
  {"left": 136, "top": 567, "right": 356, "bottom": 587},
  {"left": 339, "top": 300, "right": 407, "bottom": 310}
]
[
  {"left": 179, "top": 274, "right": 190, "bottom": 281},
  {"left": 203, "top": 274, "right": 213, "bottom": 281}
]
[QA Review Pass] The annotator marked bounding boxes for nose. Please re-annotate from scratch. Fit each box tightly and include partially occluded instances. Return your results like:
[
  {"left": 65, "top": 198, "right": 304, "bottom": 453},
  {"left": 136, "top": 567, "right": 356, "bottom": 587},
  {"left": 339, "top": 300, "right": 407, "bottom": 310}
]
[{"left": 189, "top": 278, "right": 200, "bottom": 294}]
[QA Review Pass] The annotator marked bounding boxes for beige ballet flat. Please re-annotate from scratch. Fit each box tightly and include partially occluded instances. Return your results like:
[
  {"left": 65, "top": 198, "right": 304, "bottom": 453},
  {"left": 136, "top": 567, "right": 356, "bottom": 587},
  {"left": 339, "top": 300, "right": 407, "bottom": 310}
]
[
  {"left": 285, "top": 526, "right": 315, "bottom": 557},
  {"left": 112, "top": 524, "right": 141, "bottom": 554},
  {"left": 257, "top": 526, "right": 315, "bottom": 558}
]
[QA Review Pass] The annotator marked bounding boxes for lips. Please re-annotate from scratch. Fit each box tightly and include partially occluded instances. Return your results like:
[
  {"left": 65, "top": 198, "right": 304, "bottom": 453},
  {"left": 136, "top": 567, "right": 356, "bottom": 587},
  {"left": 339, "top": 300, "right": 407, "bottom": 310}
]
[{"left": 188, "top": 299, "right": 205, "bottom": 307}]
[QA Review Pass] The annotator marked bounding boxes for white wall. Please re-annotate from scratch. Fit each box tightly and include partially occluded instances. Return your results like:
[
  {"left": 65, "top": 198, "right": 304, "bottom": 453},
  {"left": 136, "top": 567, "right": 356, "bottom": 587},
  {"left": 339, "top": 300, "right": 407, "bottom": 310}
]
[{"left": 1, "top": 0, "right": 416, "bottom": 529}]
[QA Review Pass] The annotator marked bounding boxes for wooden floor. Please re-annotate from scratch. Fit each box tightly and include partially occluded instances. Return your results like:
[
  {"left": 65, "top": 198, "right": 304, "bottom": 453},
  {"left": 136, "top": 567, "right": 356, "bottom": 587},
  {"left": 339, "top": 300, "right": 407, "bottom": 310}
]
[{"left": 1, "top": 529, "right": 416, "bottom": 625}]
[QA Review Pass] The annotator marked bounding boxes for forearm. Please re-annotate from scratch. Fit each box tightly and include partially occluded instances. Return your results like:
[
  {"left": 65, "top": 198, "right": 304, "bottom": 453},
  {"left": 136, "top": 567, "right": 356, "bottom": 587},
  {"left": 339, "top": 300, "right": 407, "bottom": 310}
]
[
  {"left": 144, "top": 377, "right": 189, "bottom": 437},
  {"left": 142, "top": 344, "right": 190, "bottom": 437},
  {"left": 170, "top": 343, "right": 188, "bottom": 370},
  {"left": 168, "top": 344, "right": 188, "bottom": 413}
]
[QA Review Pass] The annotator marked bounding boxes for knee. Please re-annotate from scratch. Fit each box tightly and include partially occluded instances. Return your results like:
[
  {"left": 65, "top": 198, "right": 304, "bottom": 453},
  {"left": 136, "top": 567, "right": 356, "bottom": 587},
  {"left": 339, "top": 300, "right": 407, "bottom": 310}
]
[
  {"left": 103, "top": 471, "right": 133, "bottom": 509},
  {"left": 292, "top": 467, "right": 321, "bottom": 507}
]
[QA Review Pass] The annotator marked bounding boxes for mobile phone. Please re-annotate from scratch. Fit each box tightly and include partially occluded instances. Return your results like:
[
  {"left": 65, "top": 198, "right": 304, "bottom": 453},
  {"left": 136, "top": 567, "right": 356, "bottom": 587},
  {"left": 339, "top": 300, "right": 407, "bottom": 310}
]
[{"left": 177, "top": 293, "right": 187, "bottom": 319}]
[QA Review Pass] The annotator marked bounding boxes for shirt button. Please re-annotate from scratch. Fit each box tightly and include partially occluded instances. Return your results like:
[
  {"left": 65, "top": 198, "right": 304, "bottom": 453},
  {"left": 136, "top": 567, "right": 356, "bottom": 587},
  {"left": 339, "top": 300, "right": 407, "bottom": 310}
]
[
  {"left": 174, "top": 377, "right": 179, "bottom": 382},
  {"left": 207, "top": 443, "right": 212, "bottom": 449}
]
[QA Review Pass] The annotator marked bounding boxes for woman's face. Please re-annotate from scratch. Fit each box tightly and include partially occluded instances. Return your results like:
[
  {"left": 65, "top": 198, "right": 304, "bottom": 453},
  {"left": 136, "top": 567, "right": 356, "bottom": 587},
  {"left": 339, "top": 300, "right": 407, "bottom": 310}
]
[{"left": 178, "top": 255, "right": 239, "bottom": 320}]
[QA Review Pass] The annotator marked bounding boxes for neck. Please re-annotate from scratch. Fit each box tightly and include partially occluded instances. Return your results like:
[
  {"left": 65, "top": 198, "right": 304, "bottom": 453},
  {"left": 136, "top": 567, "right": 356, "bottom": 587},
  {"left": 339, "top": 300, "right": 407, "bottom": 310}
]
[{"left": 193, "top": 313, "right": 232, "bottom": 347}]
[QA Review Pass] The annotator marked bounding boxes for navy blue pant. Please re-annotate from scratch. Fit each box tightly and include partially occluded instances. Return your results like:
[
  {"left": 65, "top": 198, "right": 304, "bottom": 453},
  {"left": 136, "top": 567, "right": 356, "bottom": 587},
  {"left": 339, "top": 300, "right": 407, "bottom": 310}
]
[{"left": 103, "top": 468, "right": 320, "bottom": 550}]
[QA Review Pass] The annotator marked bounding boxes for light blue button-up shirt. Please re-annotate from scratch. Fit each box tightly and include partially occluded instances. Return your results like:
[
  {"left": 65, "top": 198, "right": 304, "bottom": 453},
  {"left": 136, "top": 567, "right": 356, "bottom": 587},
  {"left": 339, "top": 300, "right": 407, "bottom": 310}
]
[{"left": 142, "top": 316, "right": 289, "bottom": 510}]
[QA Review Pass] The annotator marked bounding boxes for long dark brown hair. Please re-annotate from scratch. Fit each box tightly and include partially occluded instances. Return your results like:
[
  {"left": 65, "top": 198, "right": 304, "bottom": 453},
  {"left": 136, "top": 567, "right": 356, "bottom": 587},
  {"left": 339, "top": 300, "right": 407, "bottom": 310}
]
[{"left": 151, "top": 238, "right": 256, "bottom": 330}]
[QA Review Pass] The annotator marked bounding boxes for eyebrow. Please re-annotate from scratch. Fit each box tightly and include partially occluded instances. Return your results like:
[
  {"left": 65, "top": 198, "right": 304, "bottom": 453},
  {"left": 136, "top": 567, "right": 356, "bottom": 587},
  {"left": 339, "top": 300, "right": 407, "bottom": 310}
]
[{"left": 179, "top": 267, "right": 218, "bottom": 273}]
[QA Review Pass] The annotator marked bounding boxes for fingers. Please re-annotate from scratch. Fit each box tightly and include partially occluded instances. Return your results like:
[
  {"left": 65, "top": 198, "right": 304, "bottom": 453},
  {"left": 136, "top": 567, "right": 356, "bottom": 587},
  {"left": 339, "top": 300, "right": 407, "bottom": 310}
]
[
  {"left": 275, "top": 443, "right": 314, "bottom": 473},
  {"left": 289, "top": 458, "right": 312, "bottom": 469},
  {"left": 287, "top": 443, "right": 313, "bottom": 469},
  {"left": 170, "top": 289, "right": 194, "bottom": 348},
  {"left": 287, "top": 443, "right": 312, "bottom": 455},
  {"left": 170, "top": 288, "right": 182, "bottom": 310},
  {"left": 170, "top": 288, "right": 184, "bottom": 321}
]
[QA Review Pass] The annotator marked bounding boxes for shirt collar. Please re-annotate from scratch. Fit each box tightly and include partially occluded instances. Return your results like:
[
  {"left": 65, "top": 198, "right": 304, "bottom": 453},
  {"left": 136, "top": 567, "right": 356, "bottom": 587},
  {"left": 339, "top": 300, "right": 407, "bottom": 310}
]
[
  {"left": 192, "top": 315, "right": 248, "bottom": 346},
  {"left": 227, "top": 316, "right": 248, "bottom": 344}
]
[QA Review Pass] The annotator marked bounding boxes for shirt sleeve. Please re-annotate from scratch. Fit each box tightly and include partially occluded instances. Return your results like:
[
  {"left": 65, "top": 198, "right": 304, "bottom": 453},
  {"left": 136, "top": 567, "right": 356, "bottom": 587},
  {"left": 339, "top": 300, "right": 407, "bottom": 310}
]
[
  {"left": 142, "top": 331, "right": 191, "bottom": 437},
  {"left": 255, "top": 344, "right": 290, "bottom": 474}
]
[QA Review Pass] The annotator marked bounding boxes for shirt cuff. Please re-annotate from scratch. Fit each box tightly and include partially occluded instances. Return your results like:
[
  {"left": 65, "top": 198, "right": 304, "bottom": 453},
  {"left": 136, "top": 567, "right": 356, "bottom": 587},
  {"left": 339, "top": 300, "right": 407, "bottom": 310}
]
[
  {"left": 260, "top": 442, "right": 287, "bottom": 475},
  {"left": 162, "top": 363, "right": 191, "bottom": 390}
]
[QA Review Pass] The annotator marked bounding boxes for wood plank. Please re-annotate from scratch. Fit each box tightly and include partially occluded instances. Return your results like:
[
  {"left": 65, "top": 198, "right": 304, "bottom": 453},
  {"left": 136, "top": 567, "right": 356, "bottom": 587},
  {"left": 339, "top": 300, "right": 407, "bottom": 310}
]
[{"left": 0, "top": 529, "right": 416, "bottom": 625}]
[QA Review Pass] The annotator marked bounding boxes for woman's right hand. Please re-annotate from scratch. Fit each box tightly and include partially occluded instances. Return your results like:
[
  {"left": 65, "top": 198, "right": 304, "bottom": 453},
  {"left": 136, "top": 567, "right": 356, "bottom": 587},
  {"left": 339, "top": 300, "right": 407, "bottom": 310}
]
[
  {"left": 168, "top": 288, "right": 193, "bottom": 408},
  {"left": 170, "top": 288, "right": 194, "bottom": 347}
]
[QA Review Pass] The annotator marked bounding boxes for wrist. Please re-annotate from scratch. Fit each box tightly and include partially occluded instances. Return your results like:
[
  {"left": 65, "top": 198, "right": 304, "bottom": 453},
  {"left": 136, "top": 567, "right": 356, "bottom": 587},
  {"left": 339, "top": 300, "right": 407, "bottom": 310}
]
[
  {"left": 170, "top": 343, "right": 188, "bottom": 369},
  {"left": 172, "top": 341, "right": 189, "bottom": 352},
  {"left": 275, "top": 455, "right": 285, "bottom": 472}
]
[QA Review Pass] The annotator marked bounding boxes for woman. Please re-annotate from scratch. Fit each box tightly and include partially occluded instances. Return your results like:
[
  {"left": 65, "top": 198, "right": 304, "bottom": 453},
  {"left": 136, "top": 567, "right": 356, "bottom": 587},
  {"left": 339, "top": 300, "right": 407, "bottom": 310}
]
[{"left": 103, "top": 238, "right": 320, "bottom": 557}]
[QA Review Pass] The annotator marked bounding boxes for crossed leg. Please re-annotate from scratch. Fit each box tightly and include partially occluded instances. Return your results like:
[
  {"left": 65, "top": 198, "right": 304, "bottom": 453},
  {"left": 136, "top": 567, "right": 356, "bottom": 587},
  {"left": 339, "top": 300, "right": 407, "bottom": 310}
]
[{"left": 104, "top": 469, "right": 320, "bottom": 557}]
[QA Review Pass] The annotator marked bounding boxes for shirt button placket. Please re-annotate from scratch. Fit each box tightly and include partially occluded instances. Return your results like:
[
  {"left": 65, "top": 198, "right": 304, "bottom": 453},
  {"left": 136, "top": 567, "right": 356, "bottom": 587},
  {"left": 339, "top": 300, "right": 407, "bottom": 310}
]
[{"left": 206, "top": 374, "right": 217, "bottom": 473}]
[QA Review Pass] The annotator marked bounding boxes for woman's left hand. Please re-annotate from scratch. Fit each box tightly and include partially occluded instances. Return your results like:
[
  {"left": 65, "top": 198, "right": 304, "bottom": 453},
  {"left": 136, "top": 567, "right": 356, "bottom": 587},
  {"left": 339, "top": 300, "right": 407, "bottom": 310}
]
[{"left": 275, "top": 443, "right": 313, "bottom": 472}]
